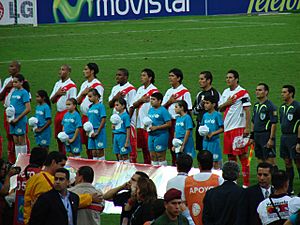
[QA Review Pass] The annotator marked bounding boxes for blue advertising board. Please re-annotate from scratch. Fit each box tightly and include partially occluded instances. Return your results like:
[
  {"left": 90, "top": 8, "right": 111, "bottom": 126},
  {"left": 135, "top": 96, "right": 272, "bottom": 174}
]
[{"left": 37, "top": 0, "right": 300, "bottom": 24}]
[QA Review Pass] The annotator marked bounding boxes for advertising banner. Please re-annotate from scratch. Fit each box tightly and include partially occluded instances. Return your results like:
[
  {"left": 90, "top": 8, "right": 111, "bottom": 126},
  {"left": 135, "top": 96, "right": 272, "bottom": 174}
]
[
  {"left": 0, "top": 0, "right": 37, "bottom": 25},
  {"left": 37, "top": 0, "right": 300, "bottom": 24}
]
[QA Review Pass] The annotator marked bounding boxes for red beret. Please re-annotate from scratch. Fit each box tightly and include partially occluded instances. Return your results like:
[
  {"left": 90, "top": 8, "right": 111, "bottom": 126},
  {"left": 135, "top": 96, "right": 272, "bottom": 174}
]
[{"left": 164, "top": 188, "right": 182, "bottom": 202}]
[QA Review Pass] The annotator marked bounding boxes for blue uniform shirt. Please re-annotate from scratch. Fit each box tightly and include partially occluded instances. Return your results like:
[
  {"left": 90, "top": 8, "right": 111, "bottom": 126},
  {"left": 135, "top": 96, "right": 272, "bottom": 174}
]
[
  {"left": 10, "top": 89, "right": 30, "bottom": 116},
  {"left": 35, "top": 103, "right": 52, "bottom": 127},
  {"left": 87, "top": 102, "right": 106, "bottom": 129},
  {"left": 280, "top": 100, "right": 300, "bottom": 134},
  {"left": 62, "top": 111, "right": 82, "bottom": 135},
  {"left": 175, "top": 114, "right": 193, "bottom": 139},
  {"left": 112, "top": 111, "right": 130, "bottom": 134},
  {"left": 201, "top": 111, "right": 223, "bottom": 141},
  {"left": 148, "top": 106, "right": 171, "bottom": 136},
  {"left": 252, "top": 99, "right": 278, "bottom": 132}
]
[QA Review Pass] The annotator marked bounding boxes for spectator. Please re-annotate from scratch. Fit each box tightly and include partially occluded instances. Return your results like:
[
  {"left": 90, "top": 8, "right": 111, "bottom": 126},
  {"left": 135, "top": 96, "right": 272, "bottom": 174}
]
[
  {"left": 69, "top": 166, "right": 104, "bottom": 225},
  {"left": 257, "top": 170, "right": 291, "bottom": 225},
  {"left": 103, "top": 171, "right": 149, "bottom": 225},
  {"left": 29, "top": 168, "right": 80, "bottom": 225},
  {"left": 202, "top": 161, "right": 245, "bottom": 225},
  {"left": 243, "top": 162, "right": 274, "bottom": 225},
  {"left": 152, "top": 188, "right": 189, "bottom": 225}
]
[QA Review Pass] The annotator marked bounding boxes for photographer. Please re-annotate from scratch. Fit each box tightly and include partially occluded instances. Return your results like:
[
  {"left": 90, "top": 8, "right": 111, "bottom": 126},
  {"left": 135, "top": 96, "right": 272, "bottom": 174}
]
[{"left": 0, "top": 159, "right": 21, "bottom": 225}]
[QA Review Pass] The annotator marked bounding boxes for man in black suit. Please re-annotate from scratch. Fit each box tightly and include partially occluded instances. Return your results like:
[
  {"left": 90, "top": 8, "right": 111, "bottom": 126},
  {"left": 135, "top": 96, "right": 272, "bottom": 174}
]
[
  {"left": 29, "top": 168, "right": 79, "bottom": 225},
  {"left": 202, "top": 161, "right": 245, "bottom": 225},
  {"left": 243, "top": 162, "right": 273, "bottom": 225}
]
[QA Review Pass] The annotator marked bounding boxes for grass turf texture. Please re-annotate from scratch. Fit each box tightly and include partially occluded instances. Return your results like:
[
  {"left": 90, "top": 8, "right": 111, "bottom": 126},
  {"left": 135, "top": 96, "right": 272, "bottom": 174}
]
[{"left": 0, "top": 14, "right": 300, "bottom": 219}]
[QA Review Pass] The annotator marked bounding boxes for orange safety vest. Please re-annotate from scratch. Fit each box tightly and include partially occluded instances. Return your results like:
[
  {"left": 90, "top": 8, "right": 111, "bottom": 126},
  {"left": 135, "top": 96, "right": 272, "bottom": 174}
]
[{"left": 184, "top": 174, "right": 219, "bottom": 225}]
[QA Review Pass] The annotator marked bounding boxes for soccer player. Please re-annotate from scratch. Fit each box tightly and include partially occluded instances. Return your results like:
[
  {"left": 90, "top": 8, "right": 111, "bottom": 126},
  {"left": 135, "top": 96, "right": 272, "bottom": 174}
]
[
  {"left": 250, "top": 83, "right": 278, "bottom": 166},
  {"left": 193, "top": 71, "right": 220, "bottom": 151},
  {"left": 219, "top": 70, "right": 251, "bottom": 187},
  {"left": 130, "top": 68, "right": 159, "bottom": 164},
  {"left": 76, "top": 63, "right": 104, "bottom": 158},
  {"left": 162, "top": 68, "right": 192, "bottom": 165},
  {"left": 108, "top": 68, "right": 137, "bottom": 163},
  {"left": 279, "top": 85, "right": 300, "bottom": 195},
  {"left": 0, "top": 61, "right": 30, "bottom": 163},
  {"left": 50, "top": 64, "right": 77, "bottom": 155}
]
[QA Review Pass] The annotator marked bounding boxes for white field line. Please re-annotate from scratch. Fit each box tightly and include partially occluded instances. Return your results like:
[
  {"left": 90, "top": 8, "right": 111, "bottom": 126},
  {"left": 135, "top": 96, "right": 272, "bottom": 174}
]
[
  {"left": 0, "top": 43, "right": 299, "bottom": 63},
  {"left": 0, "top": 23, "right": 285, "bottom": 39}
]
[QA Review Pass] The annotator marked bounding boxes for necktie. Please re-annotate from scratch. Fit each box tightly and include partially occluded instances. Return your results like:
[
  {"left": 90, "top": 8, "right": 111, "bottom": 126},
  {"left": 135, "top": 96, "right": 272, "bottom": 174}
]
[{"left": 265, "top": 189, "right": 269, "bottom": 199}]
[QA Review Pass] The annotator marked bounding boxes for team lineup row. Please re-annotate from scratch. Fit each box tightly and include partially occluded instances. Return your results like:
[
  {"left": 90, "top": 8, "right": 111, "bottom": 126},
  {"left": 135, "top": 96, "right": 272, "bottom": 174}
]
[{"left": 1, "top": 61, "right": 300, "bottom": 190}]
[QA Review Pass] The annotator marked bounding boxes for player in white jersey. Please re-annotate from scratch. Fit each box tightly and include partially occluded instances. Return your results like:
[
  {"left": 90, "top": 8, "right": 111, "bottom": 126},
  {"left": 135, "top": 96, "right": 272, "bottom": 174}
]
[
  {"left": 108, "top": 68, "right": 137, "bottom": 163},
  {"left": 219, "top": 70, "right": 251, "bottom": 187},
  {"left": 130, "top": 68, "right": 159, "bottom": 164},
  {"left": 50, "top": 64, "right": 77, "bottom": 155},
  {"left": 162, "top": 68, "right": 192, "bottom": 165},
  {"left": 76, "top": 63, "right": 104, "bottom": 159},
  {"left": 0, "top": 61, "right": 31, "bottom": 163}
]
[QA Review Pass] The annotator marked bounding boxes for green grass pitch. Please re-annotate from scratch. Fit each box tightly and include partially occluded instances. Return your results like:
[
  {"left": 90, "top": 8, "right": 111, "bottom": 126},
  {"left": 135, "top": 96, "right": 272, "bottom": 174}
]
[{"left": 0, "top": 13, "right": 300, "bottom": 222}]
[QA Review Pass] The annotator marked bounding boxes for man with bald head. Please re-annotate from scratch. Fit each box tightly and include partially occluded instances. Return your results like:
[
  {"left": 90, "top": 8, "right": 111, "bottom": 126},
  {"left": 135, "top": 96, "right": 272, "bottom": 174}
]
[
  {"left": 50, "top": 64, "right": 77, "bottom": 154},
  {"left": 0, "top": 61, "right": 30, "bottom": 163}
]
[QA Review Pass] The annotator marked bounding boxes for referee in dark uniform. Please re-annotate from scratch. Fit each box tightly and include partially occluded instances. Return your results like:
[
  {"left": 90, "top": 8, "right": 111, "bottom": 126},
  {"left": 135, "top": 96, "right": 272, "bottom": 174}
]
[
  {"left": 250, "top": 83, "right": 278, "bottom": 166},
  {"left": 192, "top": 71, "right": 220, "bottom": 151},
  {"left": 280, "top": 84, "right": 300, "bottom": 195}
]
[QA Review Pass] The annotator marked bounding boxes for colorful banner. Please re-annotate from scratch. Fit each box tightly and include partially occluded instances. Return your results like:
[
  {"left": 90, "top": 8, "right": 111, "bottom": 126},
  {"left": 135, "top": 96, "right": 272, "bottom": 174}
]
[
  {"left": 0, "top": 0, "right": 37, "bottom": 25},
  {"left": 13, "top": 154, "right": 222, "bottom": 214}
]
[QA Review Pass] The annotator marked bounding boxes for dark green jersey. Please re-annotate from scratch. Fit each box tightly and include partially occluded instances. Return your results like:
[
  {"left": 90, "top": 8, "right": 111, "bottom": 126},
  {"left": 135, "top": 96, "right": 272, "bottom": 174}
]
[
  {"left": 280, "top": 100, "right": 300, "bottom": 134},
  {"left": 252, "top": 99, "right": 278, "bottom": 132},
  {"left": 152, "top": 213, "right": 189, "bottom": 225}
]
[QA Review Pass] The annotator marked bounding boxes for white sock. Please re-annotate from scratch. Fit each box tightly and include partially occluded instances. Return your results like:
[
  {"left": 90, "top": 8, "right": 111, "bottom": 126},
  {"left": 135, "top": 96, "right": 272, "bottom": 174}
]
[
  {"left": 73, "top": 155, "right": 81, "bottom": 158},
  {"left": 99, "top": 156, "right": 105, "bottom": 160},
  {"left": 123, "top": 159, "right": 130, "bottom": 163},
  {"left": 93, "top": 157, "right": 98, "bottom": 160},
  {"left": 151, "top": 161, "right": 159, "bottom": 166},
  {"left": 20, "top": 145, "right": 27, "bottom": 154},
  {"left": 15, "top": 146, "right": 22, "bottom": 158},
  {"left": 159, "top": 160, "right": 168, "bottom": 166}
]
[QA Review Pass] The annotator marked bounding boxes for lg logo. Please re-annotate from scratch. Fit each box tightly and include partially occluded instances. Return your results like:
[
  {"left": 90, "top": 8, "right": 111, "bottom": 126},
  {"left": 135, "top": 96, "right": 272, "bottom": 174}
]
[{"left": 9, "top": 0, "right": 33, "bottom": 19}]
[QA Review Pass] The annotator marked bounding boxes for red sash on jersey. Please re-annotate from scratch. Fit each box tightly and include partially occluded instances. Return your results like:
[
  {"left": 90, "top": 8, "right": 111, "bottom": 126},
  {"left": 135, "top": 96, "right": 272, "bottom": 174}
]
[
  {"left": 85, "top": 203, "right": 104, "bottom": 212},
  {"left": 166, "top": 89, "right": 189, "bottom": 109},
  {"left": 120, "top": 86, "right": 136, "bottom": 95},
  {"left": 138, "top": 88, "right": 159, "bottom": 109},
  {"left": 80, "top": 82, "right": 103, "bottom": 103},
  {"left": 224, "top": 89, "right": 248, "bottom": 119},
  {"left": 42, "top": 173, "right": 54, "bottom": 188},
  {"left": 55, "top": 83, "right": 77, "bottom": 103}
]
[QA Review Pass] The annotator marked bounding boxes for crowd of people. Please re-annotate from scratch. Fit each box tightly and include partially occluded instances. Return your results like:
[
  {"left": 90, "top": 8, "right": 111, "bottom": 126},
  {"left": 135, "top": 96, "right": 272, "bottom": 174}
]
[{"left": 0, "top": 60, "right": 300, "bottom": 225}]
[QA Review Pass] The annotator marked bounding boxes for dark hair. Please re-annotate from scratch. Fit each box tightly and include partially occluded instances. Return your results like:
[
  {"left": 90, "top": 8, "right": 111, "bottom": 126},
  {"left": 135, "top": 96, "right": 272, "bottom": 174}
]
[
  {"left": 44, "top": 151, "right": 67, "bottom": 167},
  {"left": 37, "top": 90, "right": 51, "bottom": 109},
  {"left": 67, "top": 98, "right": 80, "bottom": 113},
  {"left": 222, "top": 161, "right": 240, "bottom": 181},
  {"left": 176, "top": 153, "right": 193, "bottom": 173},
  {"left": 227, "top": 69, "right": 239, "bottom": 83},
  {"left": 55, "top": 167, "right": 70, "bottom": 180},
  {"left": 257, "top": 83, "right": 269, "bottom": 93},
  {"left": 204, "top": 95, "right": 218, "bottom": 104},
  {"left": 78, "top": 166, "right": 94, "bottom": 183},
  {"left": 272, "top": 170, "right": 289, "bottom": 190},
  {"left": 87, "top": 63, "right": 99, "bottom": 78},
  {"left": 62, "top": 64, "right": 72, "bottom": 73},
  {"left": 137, "top": 177, "right": 157, "bottom": 204},
  {"left": 200, "top": 71, "right": 213, "bottom": 84},
  {"left": 151, "top": 92, "right": 163, "bottom": 102},
  {"left": 169, "top": 68, "right": 183, "bottom": 84},
  {"left": 15, "top": 74, "right": 30, "bottom": 92},
  {"left": 135, "top": 171, "right": 149, "bottom": 179},
  {"left": 197, "top": 150, "right": 213, "bottom": 170},
  {"left": 282, "top": 85, "right": 295, "bottom": 98},
  {"left": 118, "top": 68, "right": 129, "bottom": 77},
  {"left": 256, "top": 162, "right": 273, "bottom": 173},
  {"left": 88, "top": 88, "right": 101, "bottom": 99},
  {"left": 142, "top": 68, "right": 155, "bottom": 84},
  {"left": 24, "top": 147, "right": 48, "bottom": 179},
  {"left": 176, "top": 100, "right": 188, "bottom": 113}
]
